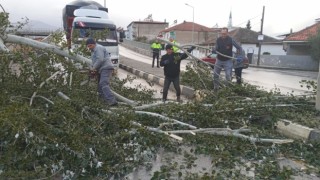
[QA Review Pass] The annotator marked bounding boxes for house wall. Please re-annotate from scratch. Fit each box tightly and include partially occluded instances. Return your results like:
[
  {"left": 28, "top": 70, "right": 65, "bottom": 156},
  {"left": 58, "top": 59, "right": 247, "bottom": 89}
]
[
  {"left": 286, "top": 44, "right": 310, "bottom": 55},
  {"left": 127, "top": 22, "right": 168, "bottom": 41},
  {"left": 163, "top": 31, "right": 216, "bottom": 45},
  {"left": 251, "top": 54, "right": 318, "bottom": 71},
  {"left": 126, "top": 25, "right": 134, "bottom": 40},
  {"left": 242, "top": 44, "right": 286, "bottom": 56}
]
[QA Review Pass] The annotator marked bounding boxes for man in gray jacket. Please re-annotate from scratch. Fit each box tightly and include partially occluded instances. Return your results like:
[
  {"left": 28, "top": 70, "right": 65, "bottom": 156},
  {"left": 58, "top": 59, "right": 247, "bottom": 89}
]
[
  {"left": 212, "top": 27, "right": 242, "bottom": 91},
  {"left": 86, "top": 38, "right": 117, "bottom": 106}
]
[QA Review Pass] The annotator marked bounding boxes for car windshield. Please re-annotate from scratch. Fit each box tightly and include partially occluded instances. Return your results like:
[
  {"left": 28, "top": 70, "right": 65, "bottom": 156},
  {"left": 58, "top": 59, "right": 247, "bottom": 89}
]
[
  {"left": 72, "top": 27, "right": 118, "bottom": 46},
  {"left": 209, "top": 53, "right": 217, "bottom": 58},
  {"left": 73, "top": 28, "right": 117, "bottom": 42}
]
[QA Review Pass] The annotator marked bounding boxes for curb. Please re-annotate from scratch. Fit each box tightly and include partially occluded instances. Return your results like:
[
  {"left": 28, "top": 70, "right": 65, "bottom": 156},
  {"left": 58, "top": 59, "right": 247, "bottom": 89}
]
[
  {"left": 276, "top": 119, "right": 320, "bottom": 142},
  {"left": 119, "top": 63, "right": 195, "bottom": 99},
  {"left": 249, "top": 64, "right": 318, "bottom": 72}
]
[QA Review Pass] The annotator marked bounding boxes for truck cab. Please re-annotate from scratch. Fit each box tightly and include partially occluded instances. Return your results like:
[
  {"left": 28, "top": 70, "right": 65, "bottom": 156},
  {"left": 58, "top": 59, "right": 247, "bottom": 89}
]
[
  {"left": 62, "top": 0, "right": 121, "bottom": 69},
  {"left": 71, "top": 9, "right": 119, "bottom": 67}
]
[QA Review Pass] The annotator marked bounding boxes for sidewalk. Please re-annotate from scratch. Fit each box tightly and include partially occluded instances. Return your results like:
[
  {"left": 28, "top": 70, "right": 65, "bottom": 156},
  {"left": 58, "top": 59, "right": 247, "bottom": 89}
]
[{"left": 118, "top": 55, "right": 320, "bottom": 143}]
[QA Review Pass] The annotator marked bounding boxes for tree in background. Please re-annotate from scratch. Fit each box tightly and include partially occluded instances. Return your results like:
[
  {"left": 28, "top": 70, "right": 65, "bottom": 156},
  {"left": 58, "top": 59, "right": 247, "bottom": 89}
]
[
  {"left": 308, "top": 29, "right": 320, "bottom": 61},
  {"left": 246, "top": 20, "right": 251, "bottom": 30}
]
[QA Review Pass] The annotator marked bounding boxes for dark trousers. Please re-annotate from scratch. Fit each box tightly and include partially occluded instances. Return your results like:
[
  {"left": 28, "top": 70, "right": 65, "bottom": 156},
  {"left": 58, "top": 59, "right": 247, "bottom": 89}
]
[
  {"left": 162, "top": 76, "right": 181, "bottom": 100},
  {"left": 152, "top": 53, "right": 159, "bottom": 67},
  {"left": 234, "top": 67, "right": 243, "bottom": 84},
  {"left": 98, "top": 69, "right": 117, "bottom": 105}
]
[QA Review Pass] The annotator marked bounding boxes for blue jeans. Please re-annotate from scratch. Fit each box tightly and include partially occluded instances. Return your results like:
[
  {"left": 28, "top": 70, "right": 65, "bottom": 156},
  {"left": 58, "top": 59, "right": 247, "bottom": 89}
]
[
  {"left": 98, "top": 69, "right": 117, "bottom": 105},
  {"left": 213, "top": 59, "right": 233, "bottom": 89}
]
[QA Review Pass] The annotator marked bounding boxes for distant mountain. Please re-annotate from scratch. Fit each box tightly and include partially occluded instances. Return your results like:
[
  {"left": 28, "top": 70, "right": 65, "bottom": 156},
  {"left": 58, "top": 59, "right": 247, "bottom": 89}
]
[
  {"left": 26, "top": 20, "right": 60, "bottom": 30},
  {"left": 13, "top": 20, "right": 61, "bottom": 30}
]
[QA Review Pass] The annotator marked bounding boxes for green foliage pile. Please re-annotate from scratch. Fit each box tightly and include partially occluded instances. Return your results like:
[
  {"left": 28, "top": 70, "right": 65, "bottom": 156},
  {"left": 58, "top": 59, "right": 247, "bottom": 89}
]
[{"left": 1, "top": 13, "right": 320, "bottom": 179}]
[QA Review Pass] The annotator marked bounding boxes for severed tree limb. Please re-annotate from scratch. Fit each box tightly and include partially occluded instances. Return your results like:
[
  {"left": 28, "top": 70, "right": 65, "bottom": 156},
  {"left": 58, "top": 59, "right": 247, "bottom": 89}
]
[
  {"left": 33, "top": 95, "right": 54, "bottom": 105},
  {"left": 69, "top": 72, "right": 73, "bottom": 88},
  {"left": 130, "top": 121, "right": 183, "bottom": 141},
  {"left": 111, "top": 90, "right": 139, "bottom": 106},
  {"left": 30, "top": 71, "right": 64, "bottom": 106},
  {"left": 0, "top": 37, "right": 10, "bottom": 52},
  {"left": 135, "top": 110, "right": 198, "bottom": 130},
  {"left": 4, "top": 34, "right": 92, "bottom": 65},
  {"left": 133, "top": 101, "right": 165, "bottom": 110},
  {"left": 165, "top": 128, "right": 294, "bottom": 144},
  {"left": 57, "top": 91, "right": 70, "bottom": 100}
]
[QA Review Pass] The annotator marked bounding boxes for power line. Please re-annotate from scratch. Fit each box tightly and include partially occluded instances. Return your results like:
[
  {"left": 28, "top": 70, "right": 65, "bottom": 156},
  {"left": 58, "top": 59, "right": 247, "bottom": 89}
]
[{"left": 234, "top": 14, "right": 261, "bottom": 27}]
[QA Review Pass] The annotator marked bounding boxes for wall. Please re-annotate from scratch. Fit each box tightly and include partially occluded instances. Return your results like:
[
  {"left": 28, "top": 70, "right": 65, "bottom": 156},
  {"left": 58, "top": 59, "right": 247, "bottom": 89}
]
[
  {"left": 122, "top": 39, "right": 153, "bottom": 57},
  {"left": 127, "top": 22, "right": 168, "bottom": 41},
  {"left": 164, "top": 31, "right": 216, "bottom": 45},
  {"left": 251, "top": 54, "right": 318, "bottom": 71},
  {"left": 242, "top": 44, "right": 286, "bottom": 56},
  {"left": 286, "top": 44, "right": 311, "bottom": 55}
]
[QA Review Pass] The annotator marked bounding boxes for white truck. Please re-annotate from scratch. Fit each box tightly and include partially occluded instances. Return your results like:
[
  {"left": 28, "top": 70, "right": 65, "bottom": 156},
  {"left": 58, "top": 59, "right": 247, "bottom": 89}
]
[{"left": 62, "top": 0, "right": 124, "bottom": 68}]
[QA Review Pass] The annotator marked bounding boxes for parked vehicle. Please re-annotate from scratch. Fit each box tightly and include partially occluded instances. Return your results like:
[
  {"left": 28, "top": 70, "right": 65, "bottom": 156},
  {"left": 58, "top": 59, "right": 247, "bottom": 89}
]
[
  {"left": 201, "top": 53, "right": 249, "bottom": 69},
  {"left": 62, "top": 0, "right": 124, "bottom": 68}
]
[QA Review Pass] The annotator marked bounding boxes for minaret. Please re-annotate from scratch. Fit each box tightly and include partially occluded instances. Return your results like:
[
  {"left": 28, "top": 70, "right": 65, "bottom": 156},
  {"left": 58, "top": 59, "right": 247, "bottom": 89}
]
[{"left": 228, "top": 11, "right": 232, "bottom": 29}]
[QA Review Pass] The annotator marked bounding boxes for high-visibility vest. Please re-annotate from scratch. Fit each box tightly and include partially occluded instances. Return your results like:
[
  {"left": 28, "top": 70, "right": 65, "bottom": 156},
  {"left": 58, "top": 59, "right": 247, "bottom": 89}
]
[
  {"left": 171, "top": 40, "right": 179, "bottom": 53},
  {"left": 151, "top": 43, "right": 162, "bottom": 53},
  {"left": 151, "top": 43, "right": 162, "bottom": 49}
]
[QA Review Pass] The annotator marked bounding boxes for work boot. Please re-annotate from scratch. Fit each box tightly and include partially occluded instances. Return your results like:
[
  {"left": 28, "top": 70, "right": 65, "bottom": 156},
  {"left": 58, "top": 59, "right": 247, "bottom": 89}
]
[{"left": 177, "top": 96, "right": 181, "bottom": 103}]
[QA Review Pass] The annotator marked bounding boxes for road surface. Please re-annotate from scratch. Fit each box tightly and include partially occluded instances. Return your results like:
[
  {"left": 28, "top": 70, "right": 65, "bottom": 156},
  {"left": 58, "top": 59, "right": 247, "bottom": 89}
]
[{"left": 120, "top": 45, "right": 318, "bottom": 96}]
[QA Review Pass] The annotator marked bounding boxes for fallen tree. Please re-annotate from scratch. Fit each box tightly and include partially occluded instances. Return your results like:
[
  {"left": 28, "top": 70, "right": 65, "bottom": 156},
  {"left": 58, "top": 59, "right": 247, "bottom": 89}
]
[{"left": 1, "top": 12, "right": 320, "bottom": 179}]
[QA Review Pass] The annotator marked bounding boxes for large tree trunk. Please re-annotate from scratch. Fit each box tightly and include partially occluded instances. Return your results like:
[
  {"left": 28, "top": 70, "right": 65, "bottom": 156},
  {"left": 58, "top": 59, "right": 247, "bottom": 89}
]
[{"left": 1, "top": 34, "right": 91, "bottom": 65}]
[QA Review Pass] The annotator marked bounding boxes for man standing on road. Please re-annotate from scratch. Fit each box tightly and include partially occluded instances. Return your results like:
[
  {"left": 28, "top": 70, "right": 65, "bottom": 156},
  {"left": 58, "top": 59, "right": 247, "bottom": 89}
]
[
  {"left": 86, "top": 38, "right": 118, "bottom": 106},
  {"left": 150, "top": 39, "right": 162, "bottom": 68},
  {"left": 160, "top": 44, "right": 195, "bottom": 102},
  {"left": 212, "top": 27, "right": 242, "bottom": 91}
]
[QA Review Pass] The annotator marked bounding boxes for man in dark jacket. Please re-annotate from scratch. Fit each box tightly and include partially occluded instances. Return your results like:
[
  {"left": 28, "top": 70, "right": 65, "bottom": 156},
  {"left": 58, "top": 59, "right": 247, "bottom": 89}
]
[
  {"left": 213, "top": 27, "right": 242, "bottom": 91},
  {"left": 160, "top": 44, "right": 195, "bottom": 102},
  {"left": 86, "top": 38, "right": 118, "bottom": 106}
]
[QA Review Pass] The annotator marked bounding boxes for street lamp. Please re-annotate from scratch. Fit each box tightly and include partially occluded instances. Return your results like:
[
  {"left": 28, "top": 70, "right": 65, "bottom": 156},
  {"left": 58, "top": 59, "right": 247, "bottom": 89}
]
[{"left": 185, "top": 3, "right": 194, "bottom": 44}]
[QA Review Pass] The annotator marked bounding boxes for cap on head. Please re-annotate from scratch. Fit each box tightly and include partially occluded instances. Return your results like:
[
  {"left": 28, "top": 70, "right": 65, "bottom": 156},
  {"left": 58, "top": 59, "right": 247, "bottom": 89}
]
[
  {"left": 165, "top": 44, "right": 173, "bottom": 50},
  {"left": 86, "top": 38, "right": 96, "bottom": 45}
]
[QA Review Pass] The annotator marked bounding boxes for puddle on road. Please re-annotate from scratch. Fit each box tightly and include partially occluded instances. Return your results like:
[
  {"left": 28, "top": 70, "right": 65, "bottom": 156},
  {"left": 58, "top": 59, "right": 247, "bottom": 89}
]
[{"left": 125, "top": 146, "right": 214, "bottom": 180}]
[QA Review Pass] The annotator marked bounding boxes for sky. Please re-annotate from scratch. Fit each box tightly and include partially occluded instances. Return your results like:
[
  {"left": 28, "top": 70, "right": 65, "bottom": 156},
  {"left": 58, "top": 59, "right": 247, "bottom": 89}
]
[{"left": 1, "top": 0, "right": 319, "bottom": 37}]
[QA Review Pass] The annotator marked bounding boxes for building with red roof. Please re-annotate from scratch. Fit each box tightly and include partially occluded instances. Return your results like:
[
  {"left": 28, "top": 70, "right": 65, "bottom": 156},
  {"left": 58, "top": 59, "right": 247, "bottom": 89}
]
[{"left": 283, "top": 21, "right": 320, "bottom": 55}]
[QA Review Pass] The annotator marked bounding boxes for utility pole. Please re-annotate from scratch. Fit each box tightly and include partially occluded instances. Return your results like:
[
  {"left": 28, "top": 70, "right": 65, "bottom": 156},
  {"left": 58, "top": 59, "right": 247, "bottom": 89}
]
[{"left": 257, "top": 6, "right": 265, "bottom": 66}]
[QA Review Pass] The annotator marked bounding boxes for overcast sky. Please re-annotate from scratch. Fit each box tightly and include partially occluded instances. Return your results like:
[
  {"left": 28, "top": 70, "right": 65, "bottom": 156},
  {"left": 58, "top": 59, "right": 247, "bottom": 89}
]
[{"left": 1, "top": 0, "right": 319, "bottom": 37}]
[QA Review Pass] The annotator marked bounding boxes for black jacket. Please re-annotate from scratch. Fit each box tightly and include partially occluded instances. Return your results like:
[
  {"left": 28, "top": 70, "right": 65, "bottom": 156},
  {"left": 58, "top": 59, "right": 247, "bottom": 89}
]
[{"left": 160, "top": 49, "right": 192, "bottom": 78}]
